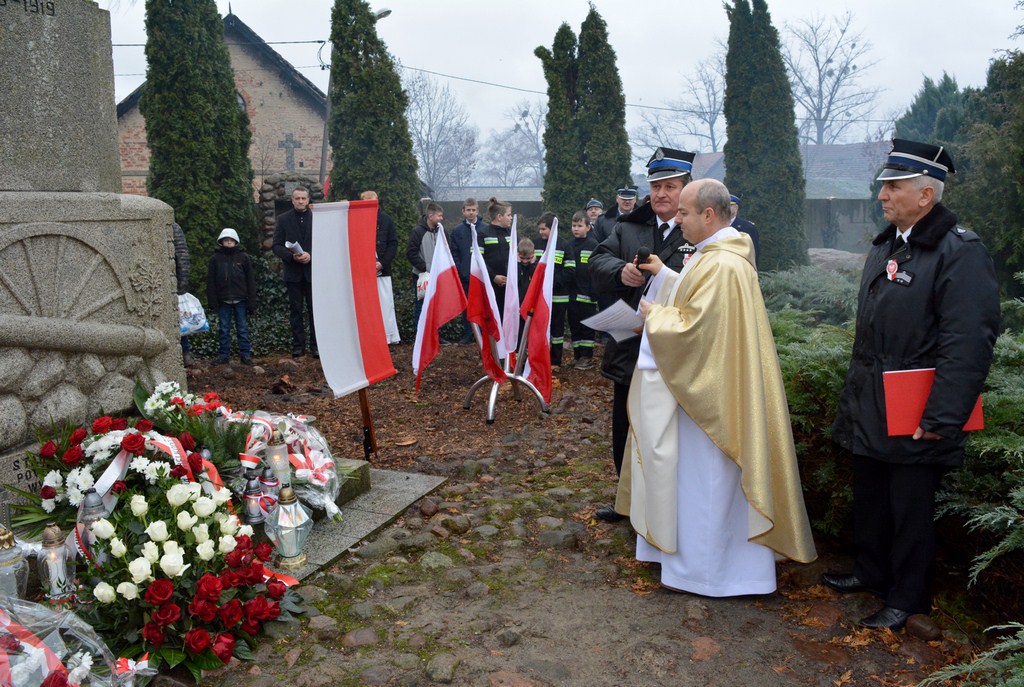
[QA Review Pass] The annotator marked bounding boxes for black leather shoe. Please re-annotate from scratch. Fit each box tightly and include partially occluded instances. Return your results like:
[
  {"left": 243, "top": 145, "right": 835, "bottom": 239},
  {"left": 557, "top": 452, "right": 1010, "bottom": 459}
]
[
  {"left": 595, "top": 505, "right": 626, "bottom": 522},
  {"left": 292, "top": 348, "right": 305, "bottom": 358},
  {"left": 860, "top": 606, "right": 910, "bottom": 630},
  {"left": 821, "top": 573, "right": 869, "bottom": 594},
  {"left": 310, "top": 348, "right": 320, "bottom": 359}
]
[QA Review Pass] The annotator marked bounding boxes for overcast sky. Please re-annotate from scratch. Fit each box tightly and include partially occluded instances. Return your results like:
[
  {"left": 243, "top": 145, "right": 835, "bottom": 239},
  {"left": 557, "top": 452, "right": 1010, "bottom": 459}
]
[{"left": 106, "top": 0, "right": 1022, "bottom": 156}]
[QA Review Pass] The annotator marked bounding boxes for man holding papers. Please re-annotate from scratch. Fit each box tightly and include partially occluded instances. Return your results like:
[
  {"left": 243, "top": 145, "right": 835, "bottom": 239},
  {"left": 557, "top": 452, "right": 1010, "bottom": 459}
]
[{"left": 827, "top": 140, "right": 1001, "bottom": 629}]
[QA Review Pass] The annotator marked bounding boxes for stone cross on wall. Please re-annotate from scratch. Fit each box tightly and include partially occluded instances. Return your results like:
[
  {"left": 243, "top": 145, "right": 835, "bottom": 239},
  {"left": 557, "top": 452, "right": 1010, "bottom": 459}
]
[{"left": 278, "top": 133, "right": 302, "bottom": 171}]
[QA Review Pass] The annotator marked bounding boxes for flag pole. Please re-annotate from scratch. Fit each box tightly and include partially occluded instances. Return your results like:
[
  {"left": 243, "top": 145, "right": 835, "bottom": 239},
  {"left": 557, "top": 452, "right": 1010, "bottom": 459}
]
[
  {"left": 357, "top": 388, "right": 378, "bottom": 461},
  {"left": 463, "top": 322, "right": 549, "bottom": 423}
]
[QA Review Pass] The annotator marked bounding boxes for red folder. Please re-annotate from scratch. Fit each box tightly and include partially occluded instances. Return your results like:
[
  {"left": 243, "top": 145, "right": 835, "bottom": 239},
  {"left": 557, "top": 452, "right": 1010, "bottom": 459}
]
[{"left": 882, "top": 368, "right": 984, "bottom": 436}]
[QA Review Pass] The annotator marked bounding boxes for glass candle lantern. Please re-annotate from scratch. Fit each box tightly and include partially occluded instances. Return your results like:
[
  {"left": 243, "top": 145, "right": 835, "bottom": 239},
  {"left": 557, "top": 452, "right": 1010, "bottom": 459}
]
[
  {"left": 242, "top": 470, "right": 265, "bottom": 525},
  {"left": 38, "top": 524, "right": 74, "bottom": 600},
  {"left": 260, "top": 466, "right": 280, "bottom": 501},
  {"left": 265, "top": 443, "right": 291, "bottom": 487},
  {"left": 76, "top": 488, "right": 108, "bottom": 566},
  {"left": 263, "top": 486, "right": 312, "bottom": 569},
  {"left": 0, "top": 525, "right": 28, "bottom": 599}
]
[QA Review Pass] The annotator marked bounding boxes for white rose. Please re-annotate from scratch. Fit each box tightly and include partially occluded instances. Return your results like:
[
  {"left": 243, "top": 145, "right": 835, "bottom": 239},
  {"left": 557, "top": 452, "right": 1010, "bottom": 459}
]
[
  {"left": 211, "top": 486, "right": 232, "bottom": 506},
  {"left": 176, "top": 510, "right": 198, "bottom": 532},
  {"left": 196, "top": 540, "right": 216, "bottom": 561},
  {"left": 185, "top": 482, "right": 203, "bottom": 501},
  {"left": 128, "top": 557, "right": 152, "bottom": 584},
  {"left": 93, "top": 581, "right": 116, "bottom": 604},
  {"left": 166, "top": 483, "right": 192, "bottom": 507},
  {"left": 192, "top": 523, "right": 210, "bottom": 544},
  {"left": 91, "top": 518, "right": 115, "bottom": 540},
  {"left": 219, "top": 514, "right": 239, "bottom": 536},
  {"left": 192, "top": 496, "right": 216, "bottom": 518},
  {"left": 110, "top": 537, "right": 127, "bottom": 558},
  {"left": 237, "top": 524, "right": 254, "bottom": 537},
  {"left": 41, "top": 499, "right": 56, "bottom": 513},
  {"left": 116, "top": 581, "right": 139, "bottom": 600},
  {"left": 218, "top": 535, "right": 237, "bottom": 554},
  {"left": 145, "top": 520, "right": 169, "bottom": 542},
  {"left": 130, "top": 494, "right": 148, "bottom": 516},
  {"left": 142, "top": 541, "right": 159, "bottom": 563},
  {"left": 159, "top": 550, "right": 189, "bottom": 578}
]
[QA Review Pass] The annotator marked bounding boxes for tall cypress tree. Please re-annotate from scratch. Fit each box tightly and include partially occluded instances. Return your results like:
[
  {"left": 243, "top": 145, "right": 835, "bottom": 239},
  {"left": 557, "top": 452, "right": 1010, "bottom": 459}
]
[
  {"left": 327, "top": 0, "right": 419, "bottom": 239},
  {"left": 536, "top": 5, "right": 631, "bottom": 224},
  {"left": 142, "top": 0, "right": 257, "bottom": 287},
  {"left": 723, "top": 0, "right": 807, "bottom": 270}
]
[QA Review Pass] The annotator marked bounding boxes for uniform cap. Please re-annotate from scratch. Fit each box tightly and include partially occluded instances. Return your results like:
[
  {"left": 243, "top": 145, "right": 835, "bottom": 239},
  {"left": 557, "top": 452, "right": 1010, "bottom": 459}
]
[
  {"left": 646, "top": 147, "right": 696, "bottom": 182},
  {"left": 616, "top": 187, "right": 638, "bottom": 199},
  {"left": 585, "top": 198, "right": 604, "bottom": 210},
  {"left": 876, "top": 138, "right": 955, "bottom": 182}
]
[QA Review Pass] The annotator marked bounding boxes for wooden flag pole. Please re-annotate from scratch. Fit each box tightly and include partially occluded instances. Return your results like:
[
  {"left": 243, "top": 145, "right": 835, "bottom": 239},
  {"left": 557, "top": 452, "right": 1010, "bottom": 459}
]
[{"left": 358, "top": 387, "right": 378, "bottom": 461}]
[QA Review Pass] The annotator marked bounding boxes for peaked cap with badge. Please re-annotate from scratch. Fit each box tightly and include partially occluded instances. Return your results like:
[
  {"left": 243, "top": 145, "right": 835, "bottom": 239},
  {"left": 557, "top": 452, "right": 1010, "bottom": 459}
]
[
  {"left": 646, "top": 147, "right": 697, "bottom": 182},
  {"left": 876, "top": 139, "right": 955, "bottom": 182}
]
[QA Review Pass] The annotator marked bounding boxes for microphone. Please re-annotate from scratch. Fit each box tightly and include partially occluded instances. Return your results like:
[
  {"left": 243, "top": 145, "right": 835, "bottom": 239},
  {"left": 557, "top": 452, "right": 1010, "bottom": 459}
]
[{"left": 635, "top": 246, "right": 651, "bottom": 265}]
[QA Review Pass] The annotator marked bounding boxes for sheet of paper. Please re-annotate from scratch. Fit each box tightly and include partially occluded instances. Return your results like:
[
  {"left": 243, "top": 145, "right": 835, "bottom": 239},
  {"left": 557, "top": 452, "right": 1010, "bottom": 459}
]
[
  {"left": 285, "top": 240, "right": 304, "bottom": 255},
  {"left": 581, "top": 299, "right": 644, "bottom": 342}
]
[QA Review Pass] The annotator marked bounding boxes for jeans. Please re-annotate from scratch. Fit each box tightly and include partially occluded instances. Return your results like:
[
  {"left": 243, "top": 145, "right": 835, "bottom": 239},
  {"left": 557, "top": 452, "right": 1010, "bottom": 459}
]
[{"left": 218, "top": 302, "right": 251, "bottom": 358}]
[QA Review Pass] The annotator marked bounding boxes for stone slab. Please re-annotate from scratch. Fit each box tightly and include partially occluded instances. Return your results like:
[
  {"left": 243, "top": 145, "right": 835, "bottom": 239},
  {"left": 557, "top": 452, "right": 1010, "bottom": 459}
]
[{"left": 266, "top": 468, "right": 445, "bottom": 581}]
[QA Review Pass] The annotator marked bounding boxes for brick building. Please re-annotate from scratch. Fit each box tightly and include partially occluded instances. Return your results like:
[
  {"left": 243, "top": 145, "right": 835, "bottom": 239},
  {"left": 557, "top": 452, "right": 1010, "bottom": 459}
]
[{"left": 116, "top": 12, "right": 328, "bottom": 196}]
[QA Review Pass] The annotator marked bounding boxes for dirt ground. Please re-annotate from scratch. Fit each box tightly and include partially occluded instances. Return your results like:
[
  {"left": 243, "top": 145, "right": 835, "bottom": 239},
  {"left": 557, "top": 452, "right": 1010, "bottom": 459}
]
[{"left": 189, "top": 343, "right": 989, "bottom": 687}]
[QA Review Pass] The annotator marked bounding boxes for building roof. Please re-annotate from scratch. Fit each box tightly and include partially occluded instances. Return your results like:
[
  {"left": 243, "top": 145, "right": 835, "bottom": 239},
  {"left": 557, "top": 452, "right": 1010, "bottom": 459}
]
[{"left": 116, "top": 12, "right": 327, "bottom": 119}]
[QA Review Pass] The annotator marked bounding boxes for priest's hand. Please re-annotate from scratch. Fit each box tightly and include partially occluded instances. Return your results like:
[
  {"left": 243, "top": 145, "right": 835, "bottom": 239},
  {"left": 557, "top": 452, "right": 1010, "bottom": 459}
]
[
  {"left": 638, "top": 255, "right": 663, "bottom": 275},
  {"left": 621, "top": 262, "right": 645, "bottom": 287},
  {"left": 638, "top": 299, "right": 653, "bottom": 319}
]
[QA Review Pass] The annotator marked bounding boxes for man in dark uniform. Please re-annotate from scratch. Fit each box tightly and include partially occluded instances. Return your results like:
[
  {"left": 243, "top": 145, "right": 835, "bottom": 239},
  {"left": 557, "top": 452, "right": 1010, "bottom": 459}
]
[
  {"left": 824, "top": 139, "right": 1000, "bottom": 629},
  {"left": 593, "top": 187, "right": 638, "bottom": 245},
  {"left": 272, "top": 186, "right": 317, "bottom": 358},
  {"left": 728, "top": 194, "right": 760, "bottom": 267},
  {"left": 588, "top": 148, "right": 697, "bottom": 522}
]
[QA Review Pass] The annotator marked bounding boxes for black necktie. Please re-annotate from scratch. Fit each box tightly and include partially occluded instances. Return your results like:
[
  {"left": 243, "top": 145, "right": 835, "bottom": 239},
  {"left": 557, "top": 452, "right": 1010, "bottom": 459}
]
[
  {"left": 656, "top": 223, "right": 669, "bottom": 253},
  {"left": 894, "top": 234, "right": 906, "bottom": 253}
]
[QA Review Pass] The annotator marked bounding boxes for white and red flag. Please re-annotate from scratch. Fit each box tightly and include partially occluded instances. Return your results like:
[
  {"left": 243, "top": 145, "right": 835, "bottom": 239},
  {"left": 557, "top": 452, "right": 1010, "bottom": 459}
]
[
  {"left": 311, "top": 200, "right": 396, "bottom": 397},
  {"left": 500, "top": 214, "right": 520, "bottom": 359},
  {"left": 412, "top": 225, "right": 468, "bottom": 391},
  {"left": 519, "top": 217, "right": 557, "bottom": 403},
  {"left": 467, "top": 226, "right": 507, "bottom": 384}
]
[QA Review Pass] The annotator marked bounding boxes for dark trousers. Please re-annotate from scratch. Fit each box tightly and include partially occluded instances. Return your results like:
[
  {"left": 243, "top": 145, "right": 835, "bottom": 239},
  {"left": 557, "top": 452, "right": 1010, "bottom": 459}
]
[
  {"left": 286, "top": 281, "right": 316, "bottom": 352},
  {"left": 218, "top": 302, "right": 251, "bottom": 358},
  {"left": 853, "top": 455, "right": 947, "bottom": 614},
  {"left": 612, "top": 381, "right": 630, "bottom": 476},
  {"left": 567, "top": 296, "right": 596, "bottom": 359},
  {"left": 549, "top": 299, "right": 567, "bottom": 366},
  {"left": 460, "top": 280, "right": 473, "bottom": 342}
]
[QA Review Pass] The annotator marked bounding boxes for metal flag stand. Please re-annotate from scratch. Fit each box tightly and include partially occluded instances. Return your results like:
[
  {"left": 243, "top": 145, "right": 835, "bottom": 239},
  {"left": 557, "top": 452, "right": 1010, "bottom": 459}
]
[{"left": 463, "top": 312, "right": 550, "bottom": 424}]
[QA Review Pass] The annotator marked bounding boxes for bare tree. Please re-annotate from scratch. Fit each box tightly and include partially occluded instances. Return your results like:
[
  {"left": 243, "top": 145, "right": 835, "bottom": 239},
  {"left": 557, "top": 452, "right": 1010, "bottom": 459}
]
[
  {"left": 783, "top": 11, "right": 880, "bottom": 145},
  {"left": 478, "top": 100, "right": 547, "bottom": 187},
  {"left": 629, "top": 52, "right": 726, "bottom": 157},
  {"left": 403, "top": 71, "right": 479, "bottom": 194}
]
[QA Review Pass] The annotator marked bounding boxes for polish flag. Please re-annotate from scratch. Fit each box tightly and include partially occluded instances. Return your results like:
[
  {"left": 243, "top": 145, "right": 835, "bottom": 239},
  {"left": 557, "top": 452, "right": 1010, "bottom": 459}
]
[
  {"left": 500, "top": 215, "right": 520, "bottom": 359},
  {"left": 467, "top": 226, "right": 507, "bottom": 384},
  {"left": 519, "top": 217, "right": 556, "bottom": 403},
  {"left": 412, "top": 225, "right": 468, "bottom": 390},
  {"left": 311, "top": 200, "right": 396, "bottom": 397}
]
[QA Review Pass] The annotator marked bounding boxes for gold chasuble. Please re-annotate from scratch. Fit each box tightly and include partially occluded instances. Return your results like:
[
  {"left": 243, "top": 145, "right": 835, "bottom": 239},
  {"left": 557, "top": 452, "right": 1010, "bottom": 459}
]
[{"left": 622, "top": 236, "right": 816, "bottom": 564}]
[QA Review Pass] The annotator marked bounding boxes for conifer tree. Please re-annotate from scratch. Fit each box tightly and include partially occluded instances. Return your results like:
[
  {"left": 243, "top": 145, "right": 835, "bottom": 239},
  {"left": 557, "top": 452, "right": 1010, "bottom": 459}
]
[
  {"left": 142, "top": 0, "right": 257, "bottom": 287},
  {"left": 327, "top": 0, "right": 419, "bottom": 238},
  {"left": 536, "top": 5, "right": 631, "bottom": 223},
  {"left": 723, "top": 0, "right": 808, "bottom": 270}
]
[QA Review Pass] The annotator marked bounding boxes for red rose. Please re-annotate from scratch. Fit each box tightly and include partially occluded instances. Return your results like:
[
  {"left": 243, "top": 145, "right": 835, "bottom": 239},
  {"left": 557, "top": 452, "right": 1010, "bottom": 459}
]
[
  {"left": 242, "top": 562, "right": 266, "bottom": 586},
  {"left": 143, "top": 579, "right": 174, "bottom": 605},
  {"left": 111, "top": 417, "right": 128, "bottom": 431},
  {"left": 234, "top": 534, "right": 252, "bottom": 552},
  {"left": 224, "top": 549, "right": 246, "bottom": 570},
  {"left": 0, "top": 633, "right": 21, "bottom": 652},
  {"left": 217, "top": 598, "right": 242, "bottom": 628},
  {"left": 91, "top": 416, "right": 113, "bottom": 434},
  {"left": 211, "top": 633, "right": 235, "bottom": 663},
  {"left": 266, "top": 579, "right": 287, "bottom": 600},
  {"left": 267, "top": 600, "right": 281, "bottom": 620},
  {"left": 170, "top": 397, "right": 185, "bottom": 408},
  {"left": 169, "top": 465, "right": 187, "bottom": 479},
  {"left": 141, "top": 622, "right": 165, "bottom": 647},
  {"left": 220, "top": 570, "right": 241, "bottom": 588},
  {"left": 205, "top": 401, "right": 223, "bottom": 412},
  {"left": 243, "top": 595, "right": 272, "bottom": 622},
  {"left": 183, "top": 628, "right": 212, "bottom": 655},
  {"left": 135, "top": 419, "right": 154, "bottom": 433},
  {"left": 151, "top": 602, "right": 181, "bottom": 627},
  {"left": 40, "top": 672, "right": 69, "bottom": 687},
  {"left": 178, "top": 432, "right": 196, "bottom": 451},
  {"left": 254, "top": 541, "right": 273, "bottom": 562},
  {"left": 188, "top": 598, "right": 218, "bottom": 622},
  {"left": 39, "top": 440, "right": 58, "bottom": 459},
  {"left": 120, "top": 433, "right": 146, "bottom": 455},
  {"left": 195, "top": 573, "right": 223, "bottom": 602},
  {"left": 203, "top": 392, "right": 220, "bottom": 402},
  {"left": 187, "top": 404, "right": 204, "bottom": 417},
  {"left": 69, "top": 428, "right": 87, "bottom": 445},
  {"left": 39, "top": 485, "right": 57, "bottom": 500},
  {"left": 111, "top": 480, "right": 127, "bottom": 494},
  {"left": 239, "top": 618, "right": 260, "bottom": 636},
  {"left": 61, "top": 445, "right": 84, "bottom": 467},
  {"left": 187, "top": 452, "right": 205, "bottom": 475}
]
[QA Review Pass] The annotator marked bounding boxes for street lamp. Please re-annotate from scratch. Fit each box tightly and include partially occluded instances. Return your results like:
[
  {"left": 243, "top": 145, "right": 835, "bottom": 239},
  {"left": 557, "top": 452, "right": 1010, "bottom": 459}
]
[{"left": 318, "top": 8, "right": 393, "bottom": 190}]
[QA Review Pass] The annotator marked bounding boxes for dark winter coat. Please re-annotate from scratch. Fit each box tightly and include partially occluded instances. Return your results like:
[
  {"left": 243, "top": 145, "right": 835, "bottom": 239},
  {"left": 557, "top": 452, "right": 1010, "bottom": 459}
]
[
  {"left": 450, "top": 219, "right": 483, "bottom": 284},
  {"left": 172, "top": 222, "right": 190, "bottom": 295},
  {"left": 593, "top": 206, "right": 622, "bottom": 245},
  {"left": 406, "top": 218, "right": 439, "bottom": 277},
  {"left": 533, "top": 236, "right": 576, "bottom": 300},
  {"left": 477, "top": 223, "right": 512, "bottom": 306},
  {"left": 272, "top": 209, "right": 313, "bottom": 283},
  {"left": 375, "top": 209, "right": 398, "bottom": 277},
  {"left": 731, "top": 216, "right": 760, "bottom": 267},
  {"left": 832, "top": 203, "right": 1000, "bottom": 467},
  {"left": 588, "top": 202, "right": 695, "bottom": 385},
  {"left": 207, "top": 246, "right": 257, "bottom": 311},
  {"left": 570, "top": 234, "right": 600, "bottom": 301}
]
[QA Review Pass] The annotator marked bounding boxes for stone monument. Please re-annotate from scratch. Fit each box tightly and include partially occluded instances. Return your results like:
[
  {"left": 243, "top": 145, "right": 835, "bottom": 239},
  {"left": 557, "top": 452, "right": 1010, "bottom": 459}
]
[{"left": 0, "top": 1, "right": 182, "bottom": 520}]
